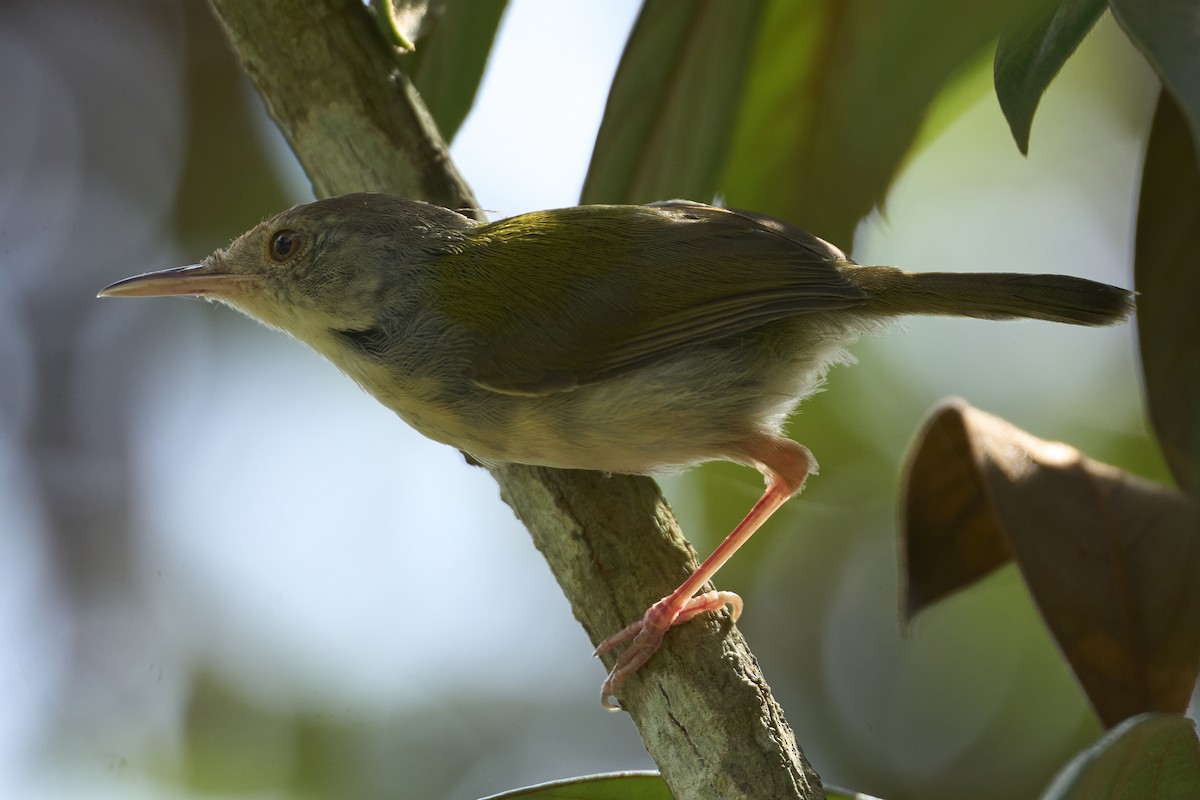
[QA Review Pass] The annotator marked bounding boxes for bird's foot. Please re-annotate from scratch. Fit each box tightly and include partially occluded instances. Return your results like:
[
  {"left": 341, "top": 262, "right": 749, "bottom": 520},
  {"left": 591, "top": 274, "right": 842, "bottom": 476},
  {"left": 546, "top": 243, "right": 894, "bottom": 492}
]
[{"left": 594, "top": 589, "right": 742, "bottom": 710}]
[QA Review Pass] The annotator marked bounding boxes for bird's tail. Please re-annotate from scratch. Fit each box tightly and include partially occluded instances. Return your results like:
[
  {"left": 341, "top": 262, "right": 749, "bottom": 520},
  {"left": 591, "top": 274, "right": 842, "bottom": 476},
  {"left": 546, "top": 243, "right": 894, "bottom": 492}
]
[{"left": 844, "top": 265, "right": 1134, "bottom": 326}]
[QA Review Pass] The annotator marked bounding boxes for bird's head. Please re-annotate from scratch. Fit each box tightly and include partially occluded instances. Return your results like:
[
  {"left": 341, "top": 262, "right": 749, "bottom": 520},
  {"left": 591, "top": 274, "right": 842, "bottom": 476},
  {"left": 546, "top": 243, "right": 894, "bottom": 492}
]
[{"left": 99, "top": 193, "right": 477, "bottom": 343}]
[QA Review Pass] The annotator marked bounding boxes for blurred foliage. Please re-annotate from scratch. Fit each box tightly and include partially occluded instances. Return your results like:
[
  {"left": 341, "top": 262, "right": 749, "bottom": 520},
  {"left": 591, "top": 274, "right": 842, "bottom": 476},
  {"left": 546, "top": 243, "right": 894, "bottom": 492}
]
[
  {"left": 11, "top": 0, "right": 1199, "bottom": 799},
  {"left": 172, "top": 1, "right": 291, "bottom": 250},
  {"left": 585, "top": 0, "right": 1064, "bottom": 246},
  {"left": 179, "top": 672, "right": 634, "bottom": 800},
  {"left": 579, "top": 0, "right": 764, "bottom": 207}
]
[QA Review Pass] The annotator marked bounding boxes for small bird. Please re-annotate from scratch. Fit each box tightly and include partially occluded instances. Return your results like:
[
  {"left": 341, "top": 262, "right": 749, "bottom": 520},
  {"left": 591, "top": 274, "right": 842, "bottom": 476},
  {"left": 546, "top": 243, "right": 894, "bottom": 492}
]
[{"left": 100, "top": 194, "right": 1134, "bottom": 708}]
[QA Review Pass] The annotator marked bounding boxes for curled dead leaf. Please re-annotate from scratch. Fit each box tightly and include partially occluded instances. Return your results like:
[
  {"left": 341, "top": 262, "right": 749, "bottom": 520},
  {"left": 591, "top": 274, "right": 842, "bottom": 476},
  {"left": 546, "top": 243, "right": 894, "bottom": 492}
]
[{"left": 901, "top": 398, "right": 1200, "bottom": 728}]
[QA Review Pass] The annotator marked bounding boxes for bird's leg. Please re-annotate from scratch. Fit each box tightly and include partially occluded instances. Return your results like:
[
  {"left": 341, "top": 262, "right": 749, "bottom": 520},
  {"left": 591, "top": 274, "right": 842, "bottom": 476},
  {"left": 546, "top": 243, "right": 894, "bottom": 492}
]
[{"left": 595, "top": 434, "right": 815, "bottom": 709}]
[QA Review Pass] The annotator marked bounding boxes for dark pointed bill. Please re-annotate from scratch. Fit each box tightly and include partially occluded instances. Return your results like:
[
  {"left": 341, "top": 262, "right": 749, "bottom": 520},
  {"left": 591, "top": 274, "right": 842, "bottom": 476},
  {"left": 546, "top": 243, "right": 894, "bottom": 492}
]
[{"left": 97, "top": 263, "right": 247, "bottom": 298}]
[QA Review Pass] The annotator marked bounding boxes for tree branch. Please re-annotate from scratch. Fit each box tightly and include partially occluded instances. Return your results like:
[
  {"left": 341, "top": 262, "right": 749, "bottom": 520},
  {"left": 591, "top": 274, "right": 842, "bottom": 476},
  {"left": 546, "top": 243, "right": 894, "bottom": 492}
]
[{"left": 206, "top": 1, "right": 822, "bottom": 797}]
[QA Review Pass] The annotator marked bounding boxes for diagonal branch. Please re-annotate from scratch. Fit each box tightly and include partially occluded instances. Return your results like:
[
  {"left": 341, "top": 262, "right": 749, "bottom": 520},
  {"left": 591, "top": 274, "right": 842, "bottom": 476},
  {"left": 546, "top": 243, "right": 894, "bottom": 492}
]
[{"left": 206, "top": 1, "right": 822, "bottom": 797}]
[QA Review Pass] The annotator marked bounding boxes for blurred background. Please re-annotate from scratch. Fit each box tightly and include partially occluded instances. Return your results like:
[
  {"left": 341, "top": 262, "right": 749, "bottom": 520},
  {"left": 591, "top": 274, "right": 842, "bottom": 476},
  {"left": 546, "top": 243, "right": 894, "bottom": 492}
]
[{"left": 0, "top": 1, "right": 1173, "bottom": 798}]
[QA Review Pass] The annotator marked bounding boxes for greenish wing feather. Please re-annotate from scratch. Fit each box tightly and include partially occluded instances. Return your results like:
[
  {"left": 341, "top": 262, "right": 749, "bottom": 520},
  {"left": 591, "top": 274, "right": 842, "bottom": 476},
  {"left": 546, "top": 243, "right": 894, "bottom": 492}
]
[{"left": 434, "top": 201, "right": 867, "bottom": 396}]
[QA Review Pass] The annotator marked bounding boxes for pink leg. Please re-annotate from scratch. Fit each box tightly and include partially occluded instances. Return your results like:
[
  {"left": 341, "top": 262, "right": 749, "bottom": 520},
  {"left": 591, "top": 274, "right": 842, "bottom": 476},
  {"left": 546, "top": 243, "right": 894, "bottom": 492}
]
[{"left": 595, "top": 435, "right": 815, "bottom": 709}]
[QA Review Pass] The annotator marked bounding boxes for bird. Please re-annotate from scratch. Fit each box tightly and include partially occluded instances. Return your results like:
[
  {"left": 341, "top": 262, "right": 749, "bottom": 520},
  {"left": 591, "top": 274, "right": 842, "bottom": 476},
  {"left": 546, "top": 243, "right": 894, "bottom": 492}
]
[{"left": 99, "top": 193, "right": 1135, "bottom": 708}]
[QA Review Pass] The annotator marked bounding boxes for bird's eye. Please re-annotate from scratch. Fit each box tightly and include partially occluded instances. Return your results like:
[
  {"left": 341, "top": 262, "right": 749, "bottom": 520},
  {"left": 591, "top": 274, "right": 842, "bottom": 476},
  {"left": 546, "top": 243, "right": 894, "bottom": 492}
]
[{"left": 268, "top": 229, "right": 302, "bottom": 263}]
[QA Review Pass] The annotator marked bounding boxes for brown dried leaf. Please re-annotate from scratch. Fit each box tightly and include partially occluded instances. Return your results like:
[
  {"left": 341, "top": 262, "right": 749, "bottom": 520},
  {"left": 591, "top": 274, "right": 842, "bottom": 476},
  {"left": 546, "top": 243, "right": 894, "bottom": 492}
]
[{"left": 902, "top": 398, "right": 1200, "bottom": 728}]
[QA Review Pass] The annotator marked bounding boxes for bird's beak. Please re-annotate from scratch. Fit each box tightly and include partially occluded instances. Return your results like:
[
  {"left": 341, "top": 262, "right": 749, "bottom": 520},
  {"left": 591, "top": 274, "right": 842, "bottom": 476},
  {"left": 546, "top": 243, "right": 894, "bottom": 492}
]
[{"left": 97, "top": 261, "right": 250, "bottom": 299}]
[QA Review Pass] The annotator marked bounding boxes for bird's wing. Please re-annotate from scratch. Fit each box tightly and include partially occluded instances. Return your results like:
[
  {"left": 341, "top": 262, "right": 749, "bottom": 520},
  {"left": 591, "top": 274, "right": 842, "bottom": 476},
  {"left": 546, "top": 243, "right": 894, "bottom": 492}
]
[{"left": 431, "top": 201, "right": 867, "bottom": 396}]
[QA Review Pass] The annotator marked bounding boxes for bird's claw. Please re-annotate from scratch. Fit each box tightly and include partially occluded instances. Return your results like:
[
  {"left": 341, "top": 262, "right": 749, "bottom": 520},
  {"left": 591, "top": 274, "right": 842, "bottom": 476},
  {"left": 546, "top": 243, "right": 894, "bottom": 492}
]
[{"left": 594, "top": 590, "right": 743, "bottom": 711}]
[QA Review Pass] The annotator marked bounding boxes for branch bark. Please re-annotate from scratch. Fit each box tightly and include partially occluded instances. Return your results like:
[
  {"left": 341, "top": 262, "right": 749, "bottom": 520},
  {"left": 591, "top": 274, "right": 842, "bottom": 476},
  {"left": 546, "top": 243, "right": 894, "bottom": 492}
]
[{"left": 206, "top": 2, "right": 823, "bottom": 797}]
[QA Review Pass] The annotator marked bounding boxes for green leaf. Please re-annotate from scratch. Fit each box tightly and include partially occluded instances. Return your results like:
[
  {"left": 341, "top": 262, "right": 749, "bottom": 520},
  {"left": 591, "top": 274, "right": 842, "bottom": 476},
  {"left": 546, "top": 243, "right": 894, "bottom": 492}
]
[
  {"left": 1111, "top": 0, "right": 1200, "bottom": 164},
  {"left": 1040, "top": 714, "right": 1200, "bottom": 799},
  {"left": 405, "top": 0, "right": 508, "bottom": 142},
  {"left": 826, "top": 789, "right": 885, "bottom": 800},
  {"left": 722, "top": 0, "right": 1061, "bottom": 247},
  {"left": 1135, "top": 91, "right": 1200, "bottom": 500},
  {"left": 994, "top": 0, "right": 1106, "bottom": 154},
  {"left": 479, "top": 772, "right": 672, "bottom": 800},
  {"left": 580, "top": 0, "right": 767, "bottom": 205},
  {"left": 478, "top": 774, "right": 876, "bottom": 800}
]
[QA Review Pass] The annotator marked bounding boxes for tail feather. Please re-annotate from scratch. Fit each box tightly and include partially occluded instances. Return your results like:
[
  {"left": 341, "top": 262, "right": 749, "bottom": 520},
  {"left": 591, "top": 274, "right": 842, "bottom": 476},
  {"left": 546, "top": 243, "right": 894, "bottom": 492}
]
[{"left": 845, "top": 266, "right": 1134, "bottom": 326}]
